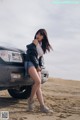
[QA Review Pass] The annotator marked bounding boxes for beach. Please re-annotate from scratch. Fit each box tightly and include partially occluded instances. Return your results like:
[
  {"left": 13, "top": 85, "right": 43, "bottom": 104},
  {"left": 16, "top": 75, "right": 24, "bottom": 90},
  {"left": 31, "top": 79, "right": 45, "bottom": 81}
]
[{"left": 0, "top": 78, "right": 80, "bottom": 120}]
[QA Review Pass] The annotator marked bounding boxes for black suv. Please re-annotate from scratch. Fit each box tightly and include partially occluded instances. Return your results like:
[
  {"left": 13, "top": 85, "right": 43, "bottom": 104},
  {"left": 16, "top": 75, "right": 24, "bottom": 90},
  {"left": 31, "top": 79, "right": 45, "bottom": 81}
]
[{"left": 0, "top": 45, "right": 49, "bottom": 99}]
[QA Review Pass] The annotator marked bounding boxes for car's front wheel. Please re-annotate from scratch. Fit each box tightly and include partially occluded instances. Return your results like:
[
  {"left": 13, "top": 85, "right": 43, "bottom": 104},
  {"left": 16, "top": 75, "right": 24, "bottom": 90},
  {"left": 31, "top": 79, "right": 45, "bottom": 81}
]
[{"left": 8, "top": 85, "right": 32, "bottom": 99}]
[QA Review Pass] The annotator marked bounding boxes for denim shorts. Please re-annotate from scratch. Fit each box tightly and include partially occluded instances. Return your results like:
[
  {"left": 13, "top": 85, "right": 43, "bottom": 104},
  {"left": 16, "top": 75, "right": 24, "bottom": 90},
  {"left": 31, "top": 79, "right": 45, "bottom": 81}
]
[{"left": 24, "top": 61, "right": 34, "bottom": 72}]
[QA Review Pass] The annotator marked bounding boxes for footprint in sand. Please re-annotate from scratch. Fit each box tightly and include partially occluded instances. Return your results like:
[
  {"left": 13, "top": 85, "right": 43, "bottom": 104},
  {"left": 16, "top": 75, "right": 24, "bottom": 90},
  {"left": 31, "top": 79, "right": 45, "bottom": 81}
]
[
  {"left": 57, "top": 113, "right": 72, "bottom": 119},
  {"left": 57, "top": 113, "right": 67, "bottom": 118},
  {"left": 11, "top": 118, "right": 17, "bottom": 120},
  {"left": 11, "top": 117, "right": 27, "bottom": 120},
  {"left": 19, "top": 117, "right": 28, "bottom": 120}
]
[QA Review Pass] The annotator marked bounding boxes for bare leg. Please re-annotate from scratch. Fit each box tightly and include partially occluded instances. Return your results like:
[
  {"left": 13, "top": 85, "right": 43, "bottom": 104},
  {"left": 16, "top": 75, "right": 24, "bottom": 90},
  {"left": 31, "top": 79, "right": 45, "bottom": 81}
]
[
  {"left": 28, "top": 66, "right": 41, "bottom": 101},
  {"left": 36, "top": 72, "right": 53, "bottom": 113},
  {"left": 27, "top": 67, "right": 53, "bottom": 113},
  {"left": 36, "top": 72, "right": 44, "bottom": 106}
]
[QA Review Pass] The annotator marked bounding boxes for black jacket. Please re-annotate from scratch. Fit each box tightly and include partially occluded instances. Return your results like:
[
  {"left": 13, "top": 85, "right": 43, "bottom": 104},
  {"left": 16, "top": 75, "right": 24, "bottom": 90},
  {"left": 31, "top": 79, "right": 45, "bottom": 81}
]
[{"left": 25, "top": 43, "right": 44, "bottom": 68}]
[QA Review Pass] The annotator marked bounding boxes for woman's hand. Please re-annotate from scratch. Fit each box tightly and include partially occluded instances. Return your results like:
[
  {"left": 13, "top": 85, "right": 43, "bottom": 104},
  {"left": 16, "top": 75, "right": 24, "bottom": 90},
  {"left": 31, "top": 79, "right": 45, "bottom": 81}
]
[
  {"left": 33, "top": 39, "right": 38, "bottom": 46},
  {"left": 36, "top": 66, "right": 41, "bottom": 72}
]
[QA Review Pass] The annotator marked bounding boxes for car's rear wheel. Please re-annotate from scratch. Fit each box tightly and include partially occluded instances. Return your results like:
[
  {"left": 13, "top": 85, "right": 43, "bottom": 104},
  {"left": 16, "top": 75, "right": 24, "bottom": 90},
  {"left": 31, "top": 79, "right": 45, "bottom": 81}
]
[{"left": 8, "top": 85, "right": 32, "bottom": 99}]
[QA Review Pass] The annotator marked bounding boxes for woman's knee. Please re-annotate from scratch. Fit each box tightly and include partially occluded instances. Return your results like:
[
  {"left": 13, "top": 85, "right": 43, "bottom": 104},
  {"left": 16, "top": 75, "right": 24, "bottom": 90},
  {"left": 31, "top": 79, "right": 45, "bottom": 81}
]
[{"left": 35, "top": 79, "right": 41, "bottom": 85}]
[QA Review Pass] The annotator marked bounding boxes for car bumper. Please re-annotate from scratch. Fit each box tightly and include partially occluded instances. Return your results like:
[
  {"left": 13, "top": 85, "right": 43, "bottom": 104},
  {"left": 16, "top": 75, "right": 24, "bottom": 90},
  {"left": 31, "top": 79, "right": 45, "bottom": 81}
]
[{"left": 0, "top": 64, "right": 49, "bottom": 90}]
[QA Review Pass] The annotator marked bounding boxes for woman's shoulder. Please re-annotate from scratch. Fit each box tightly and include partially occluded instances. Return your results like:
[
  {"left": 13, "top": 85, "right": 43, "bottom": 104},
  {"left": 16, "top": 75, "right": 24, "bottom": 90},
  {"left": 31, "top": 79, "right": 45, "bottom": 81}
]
[{"left": 26, "top": 43, "right": 36, "bottom": 49}]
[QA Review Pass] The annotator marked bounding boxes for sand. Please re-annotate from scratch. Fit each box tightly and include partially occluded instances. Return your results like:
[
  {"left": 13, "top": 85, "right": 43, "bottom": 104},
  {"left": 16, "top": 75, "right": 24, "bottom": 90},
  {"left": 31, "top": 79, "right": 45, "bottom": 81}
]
[{"left": 0, "top": 78, "right": 80, "bottom": 120}]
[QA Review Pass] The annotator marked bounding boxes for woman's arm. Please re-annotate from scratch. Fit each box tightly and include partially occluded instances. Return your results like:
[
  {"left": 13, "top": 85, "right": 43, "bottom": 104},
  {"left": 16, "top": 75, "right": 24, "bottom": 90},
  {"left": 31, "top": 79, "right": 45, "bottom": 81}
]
[
  {"left": 29, "top": 50, "right": 39, "bottom": 68},
  {"left": 26, "top": 42, "right": 41, "bottom": 71},
  {"left": 29, "top": 50, "right": 41, "bottom": 71}
]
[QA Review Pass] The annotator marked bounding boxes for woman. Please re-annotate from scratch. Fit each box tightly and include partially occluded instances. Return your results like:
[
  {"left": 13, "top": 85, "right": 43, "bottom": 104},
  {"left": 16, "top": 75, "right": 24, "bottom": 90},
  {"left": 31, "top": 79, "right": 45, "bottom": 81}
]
[{"left": 25, "top": 29, "right": 53, "bottom": 113}]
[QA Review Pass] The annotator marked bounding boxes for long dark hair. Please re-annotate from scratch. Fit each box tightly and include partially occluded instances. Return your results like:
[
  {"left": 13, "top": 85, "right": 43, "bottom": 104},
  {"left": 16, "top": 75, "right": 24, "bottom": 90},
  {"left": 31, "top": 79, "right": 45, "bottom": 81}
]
[{"left": 34, "top": 29, "right": 53, "bottom": 54}]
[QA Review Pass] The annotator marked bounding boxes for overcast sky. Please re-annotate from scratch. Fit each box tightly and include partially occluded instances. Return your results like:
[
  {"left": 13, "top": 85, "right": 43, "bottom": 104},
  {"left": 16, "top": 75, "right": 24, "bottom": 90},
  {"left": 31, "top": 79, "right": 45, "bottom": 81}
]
[{"left": 0, "top": 0, "right": 80, "bottom": 80}]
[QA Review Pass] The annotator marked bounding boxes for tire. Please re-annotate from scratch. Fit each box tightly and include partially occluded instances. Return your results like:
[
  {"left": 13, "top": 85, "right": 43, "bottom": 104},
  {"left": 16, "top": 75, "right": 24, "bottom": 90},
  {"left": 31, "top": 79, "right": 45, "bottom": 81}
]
[{"left": 8, "top": 85, "right": 32, "bottom": 99}]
